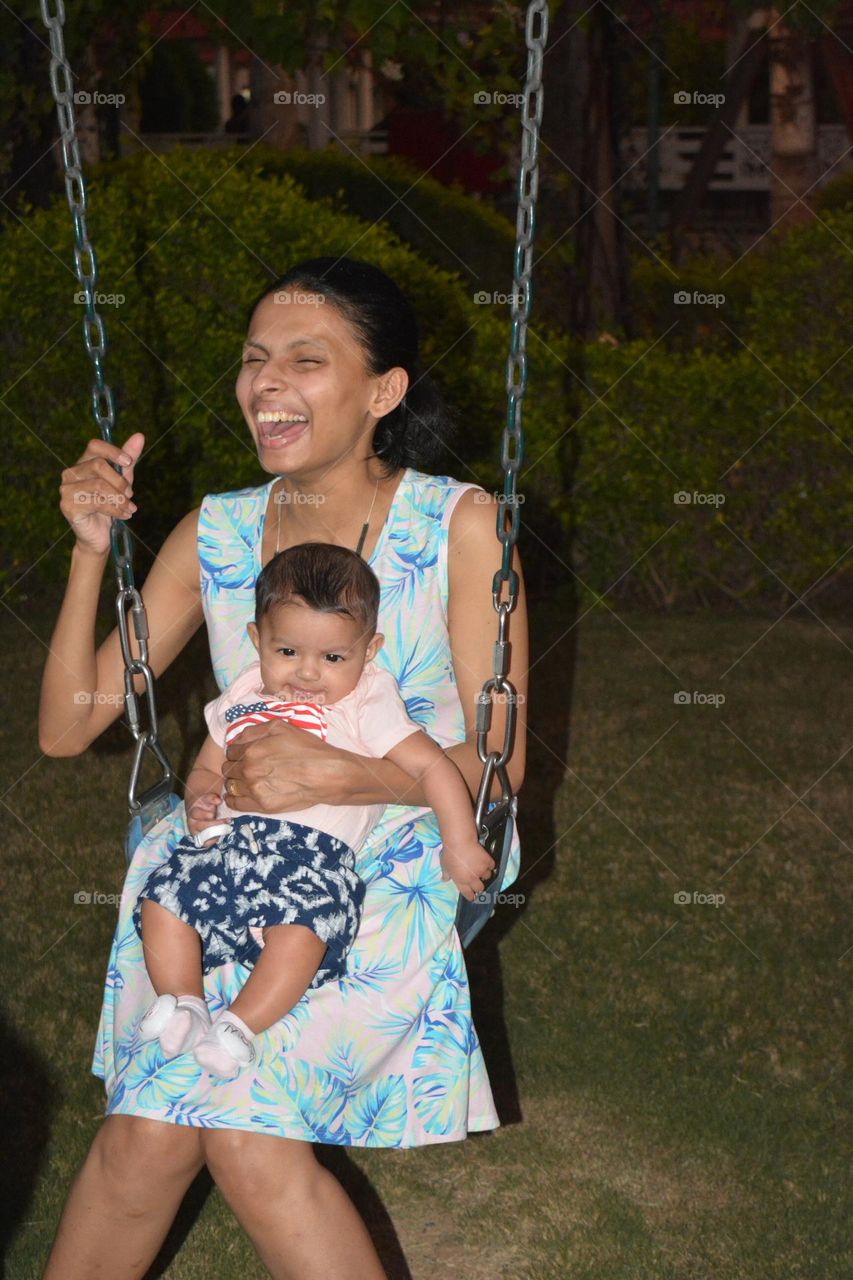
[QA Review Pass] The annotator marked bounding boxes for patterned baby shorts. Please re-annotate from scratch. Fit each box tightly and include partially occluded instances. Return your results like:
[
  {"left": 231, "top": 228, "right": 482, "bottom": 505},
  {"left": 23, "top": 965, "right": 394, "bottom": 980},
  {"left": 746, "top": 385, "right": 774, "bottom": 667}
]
[{"left": 132, "top": 816, "right": 365, "bottom": 988}]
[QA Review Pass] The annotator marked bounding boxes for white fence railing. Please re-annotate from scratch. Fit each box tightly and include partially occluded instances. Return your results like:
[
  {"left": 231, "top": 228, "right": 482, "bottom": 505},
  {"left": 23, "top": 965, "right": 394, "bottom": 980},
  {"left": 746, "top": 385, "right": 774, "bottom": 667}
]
[{"left": 620, "top": 124, "right": 852, "bottom": 191}]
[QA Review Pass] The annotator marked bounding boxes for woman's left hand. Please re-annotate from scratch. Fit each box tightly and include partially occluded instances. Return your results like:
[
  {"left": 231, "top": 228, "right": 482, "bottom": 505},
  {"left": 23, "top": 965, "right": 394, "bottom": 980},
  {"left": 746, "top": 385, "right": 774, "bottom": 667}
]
[{"left": 221, "top": 720, "right": 349, "bottom": 812}]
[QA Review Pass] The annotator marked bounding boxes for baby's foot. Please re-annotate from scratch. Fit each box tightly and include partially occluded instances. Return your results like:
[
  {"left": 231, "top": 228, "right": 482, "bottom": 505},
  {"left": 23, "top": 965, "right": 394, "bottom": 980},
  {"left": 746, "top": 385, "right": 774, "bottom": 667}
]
[
  {"left": 137, "top": 993, "right": 211, "bottom": 1057},
  {"left": 161, "top": 996, "right": 211, "bottom": 1056},
  {"left": 137, "top": 993, "right": 178, "bottom": 1044},
  {"left": 193, "top": 1010, "right": 256, "bottom": 1079}
]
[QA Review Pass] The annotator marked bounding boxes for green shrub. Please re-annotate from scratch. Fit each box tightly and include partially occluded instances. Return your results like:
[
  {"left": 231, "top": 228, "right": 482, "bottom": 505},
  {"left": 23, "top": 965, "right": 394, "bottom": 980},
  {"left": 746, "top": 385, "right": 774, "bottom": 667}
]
[
  {"left": 811, "top": 169, "right": 853, "bottom": 214},
  {"left": 6, "top": 147, "right": 847, "bottom": 610},
  {"left": 0, "top": 147, "right": 570, "bottom": 591},
  {"left": 571, "top": 212, "right": 853, "bottom": 608}
]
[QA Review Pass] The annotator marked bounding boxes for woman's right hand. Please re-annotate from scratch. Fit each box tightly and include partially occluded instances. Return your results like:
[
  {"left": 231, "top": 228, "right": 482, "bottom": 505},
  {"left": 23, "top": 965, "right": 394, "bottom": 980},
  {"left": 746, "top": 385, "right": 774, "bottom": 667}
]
[{"left": 60, "top": 432, "right": 144, "bottom": 555}]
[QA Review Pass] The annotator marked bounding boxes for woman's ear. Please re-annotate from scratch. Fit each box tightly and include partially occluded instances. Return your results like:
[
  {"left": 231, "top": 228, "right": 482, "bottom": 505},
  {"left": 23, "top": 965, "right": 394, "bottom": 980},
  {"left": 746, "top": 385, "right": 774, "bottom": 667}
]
[{"left": 370, "top": 368, "right": 408, "bottom": 420}]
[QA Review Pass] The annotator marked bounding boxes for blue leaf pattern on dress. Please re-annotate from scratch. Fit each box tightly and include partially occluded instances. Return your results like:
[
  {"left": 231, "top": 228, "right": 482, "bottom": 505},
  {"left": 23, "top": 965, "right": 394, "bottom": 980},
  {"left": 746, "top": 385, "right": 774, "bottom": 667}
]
[{"left": 90, "top": 468, "right": 521, "bottom": 1147}]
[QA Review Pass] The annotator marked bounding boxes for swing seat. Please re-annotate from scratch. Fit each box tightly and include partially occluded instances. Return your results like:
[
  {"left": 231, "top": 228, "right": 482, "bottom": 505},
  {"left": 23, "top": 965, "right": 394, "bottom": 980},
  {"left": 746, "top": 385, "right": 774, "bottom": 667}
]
[
  {"left": 455, "top": 794, "right": 518, "bottom": 948},
  {"left": 124, "top": 781, "right": 182, "bottom": 866}
]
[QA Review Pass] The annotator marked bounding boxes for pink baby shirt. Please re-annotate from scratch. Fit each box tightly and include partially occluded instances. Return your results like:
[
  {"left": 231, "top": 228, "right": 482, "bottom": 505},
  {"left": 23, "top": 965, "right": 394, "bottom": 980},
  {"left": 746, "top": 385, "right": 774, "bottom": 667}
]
[{"left": 204, "top": 659, "right": 422, "bottom": 853}]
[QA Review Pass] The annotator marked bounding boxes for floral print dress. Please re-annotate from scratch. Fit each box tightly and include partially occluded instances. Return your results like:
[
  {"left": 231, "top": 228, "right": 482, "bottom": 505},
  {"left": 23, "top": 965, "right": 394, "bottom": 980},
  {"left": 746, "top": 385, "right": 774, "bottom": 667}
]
[{"left": 91, "top": 467, "right": 521, "bottom": 1147}]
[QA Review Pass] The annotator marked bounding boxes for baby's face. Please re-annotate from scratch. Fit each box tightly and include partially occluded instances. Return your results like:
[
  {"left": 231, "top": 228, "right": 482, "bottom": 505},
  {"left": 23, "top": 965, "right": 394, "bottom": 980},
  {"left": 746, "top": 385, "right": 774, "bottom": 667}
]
[{"left": 248, "top": 600, "right": 382, "bottom": 707}]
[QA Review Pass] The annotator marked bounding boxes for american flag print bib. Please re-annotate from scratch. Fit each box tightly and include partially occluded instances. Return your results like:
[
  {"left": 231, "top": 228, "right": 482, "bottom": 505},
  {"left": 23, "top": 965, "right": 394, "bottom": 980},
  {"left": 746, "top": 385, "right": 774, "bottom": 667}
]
[{"left": 223, "top": 699, "right": 328, "bottom": 746}]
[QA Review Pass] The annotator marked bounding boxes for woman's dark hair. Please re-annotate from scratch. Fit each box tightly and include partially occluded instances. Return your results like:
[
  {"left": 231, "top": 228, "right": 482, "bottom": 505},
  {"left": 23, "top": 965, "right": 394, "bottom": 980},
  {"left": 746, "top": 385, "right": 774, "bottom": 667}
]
[
  {"left": 255, "top": 542, "right": 380, "bottom": 636},
  {"left": 245, "top": 257, "right": 456, "bottom": 475}
]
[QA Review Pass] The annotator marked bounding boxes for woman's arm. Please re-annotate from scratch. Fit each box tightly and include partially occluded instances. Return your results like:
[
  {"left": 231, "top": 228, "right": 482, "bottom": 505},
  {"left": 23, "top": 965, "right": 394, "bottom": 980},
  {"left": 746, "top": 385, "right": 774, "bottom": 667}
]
[
  {"left": 223, "top": 490, "right": 529, "bottom": 811},
  {"left": 39, "top": 434, "right": 205, "bottom": 756}
]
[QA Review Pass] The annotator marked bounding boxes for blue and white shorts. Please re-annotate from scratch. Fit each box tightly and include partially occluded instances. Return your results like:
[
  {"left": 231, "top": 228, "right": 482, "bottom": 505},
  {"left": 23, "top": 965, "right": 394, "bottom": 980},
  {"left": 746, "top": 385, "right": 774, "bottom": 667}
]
[{"left": 132, "top": 816, "right": 365, "bottom": 988}]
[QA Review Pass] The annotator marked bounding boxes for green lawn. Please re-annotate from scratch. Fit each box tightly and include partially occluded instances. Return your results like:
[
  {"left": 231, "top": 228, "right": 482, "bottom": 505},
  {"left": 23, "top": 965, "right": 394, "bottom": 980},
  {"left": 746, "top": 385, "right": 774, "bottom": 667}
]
[{"left": 2, "top": 584, "right": 850, "bottom": 1279}]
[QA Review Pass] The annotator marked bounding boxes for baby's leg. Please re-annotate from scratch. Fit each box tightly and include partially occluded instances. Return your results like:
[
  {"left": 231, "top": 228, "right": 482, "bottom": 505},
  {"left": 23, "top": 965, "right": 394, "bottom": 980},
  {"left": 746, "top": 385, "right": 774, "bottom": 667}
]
[
  {"left": 192, "top": 925, "right": 326, "bottom": 1078},
  {"left": 229, "top": 924, "right": 327, "bottom": 1033},
  {"left": 139, "top": 898, "right": 204, "bottom": 998}
]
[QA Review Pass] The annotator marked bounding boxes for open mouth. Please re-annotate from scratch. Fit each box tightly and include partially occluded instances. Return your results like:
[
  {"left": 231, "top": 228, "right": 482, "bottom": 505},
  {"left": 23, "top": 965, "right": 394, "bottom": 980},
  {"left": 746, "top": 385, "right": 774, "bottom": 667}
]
[{"left": 256, "top": 410, "right": 309, "bottom": 447}]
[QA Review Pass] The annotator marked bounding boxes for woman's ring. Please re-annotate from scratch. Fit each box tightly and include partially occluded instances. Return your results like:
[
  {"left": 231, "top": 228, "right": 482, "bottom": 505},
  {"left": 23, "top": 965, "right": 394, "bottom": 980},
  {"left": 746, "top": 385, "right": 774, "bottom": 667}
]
[{"left": 227, "top": 779, "right": 236, "bottom": 797}]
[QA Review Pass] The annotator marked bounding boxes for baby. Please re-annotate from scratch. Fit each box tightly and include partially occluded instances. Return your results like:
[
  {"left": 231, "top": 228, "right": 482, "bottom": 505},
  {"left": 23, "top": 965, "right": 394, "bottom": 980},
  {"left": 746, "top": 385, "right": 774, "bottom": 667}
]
[{"left": 133, "top": 541, "right": 494, "bottom": 1078}]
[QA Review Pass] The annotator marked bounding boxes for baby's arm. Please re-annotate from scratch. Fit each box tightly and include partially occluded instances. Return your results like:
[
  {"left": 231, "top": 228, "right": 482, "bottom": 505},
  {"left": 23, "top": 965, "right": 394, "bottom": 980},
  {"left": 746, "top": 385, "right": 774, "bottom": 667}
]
[
  {"left": 184, "top": 733, "right": 227, "bottom": 836},
  {"left": 384, "top": 732, "right": 495, "bottom": 900}
]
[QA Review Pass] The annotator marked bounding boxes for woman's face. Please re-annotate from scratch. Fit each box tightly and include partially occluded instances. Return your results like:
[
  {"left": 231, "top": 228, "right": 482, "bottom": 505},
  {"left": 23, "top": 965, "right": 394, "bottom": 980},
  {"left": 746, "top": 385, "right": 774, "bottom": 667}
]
[{"left": 237, "top": 290, "right": 406, "bottom": 478}]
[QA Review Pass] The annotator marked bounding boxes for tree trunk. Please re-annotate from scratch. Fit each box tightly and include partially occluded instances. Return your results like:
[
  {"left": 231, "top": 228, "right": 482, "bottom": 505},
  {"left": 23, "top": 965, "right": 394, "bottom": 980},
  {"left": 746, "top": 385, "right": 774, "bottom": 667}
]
[
  {"left": 669, "top": 11, "right": 769, "bottom": 258},
  {"left": 541, "top": 0, "right": 627, "bottom": 338},
  {"left": 248, "top": 54, "right": 299, "bottom": 149},
  {"left": 768, "top": 16, "right": 818, "bottom": 229}
]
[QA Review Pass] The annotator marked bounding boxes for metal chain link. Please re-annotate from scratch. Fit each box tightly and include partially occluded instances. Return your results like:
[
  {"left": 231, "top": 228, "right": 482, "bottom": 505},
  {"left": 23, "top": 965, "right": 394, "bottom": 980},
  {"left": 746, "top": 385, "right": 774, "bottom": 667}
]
[
  {"left": 40, "top": 0, "right": 174, "bottom": 815},
  {"left": 473, "top": 0, "right": 547, "bottom": 836}
]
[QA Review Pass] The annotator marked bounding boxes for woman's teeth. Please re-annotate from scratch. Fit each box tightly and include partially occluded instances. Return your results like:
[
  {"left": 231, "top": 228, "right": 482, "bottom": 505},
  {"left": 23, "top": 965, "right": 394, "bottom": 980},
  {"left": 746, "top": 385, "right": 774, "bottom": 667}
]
[{"left": 257, "top": 412, "right": 308, "bottom": 424}]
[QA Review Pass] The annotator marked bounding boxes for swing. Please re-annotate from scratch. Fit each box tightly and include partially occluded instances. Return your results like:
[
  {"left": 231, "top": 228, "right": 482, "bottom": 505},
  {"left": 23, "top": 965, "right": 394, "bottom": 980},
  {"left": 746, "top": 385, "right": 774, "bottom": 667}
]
[{"left": 40, "top": 0, "right": 548, "bottom": 948}]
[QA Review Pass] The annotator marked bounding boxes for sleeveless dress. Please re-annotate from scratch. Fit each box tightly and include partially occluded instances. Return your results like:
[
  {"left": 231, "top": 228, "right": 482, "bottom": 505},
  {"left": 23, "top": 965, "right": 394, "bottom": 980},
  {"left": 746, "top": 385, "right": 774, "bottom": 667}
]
[{"left": 91, "top": 467, "right": 521, "bottom": 1147}]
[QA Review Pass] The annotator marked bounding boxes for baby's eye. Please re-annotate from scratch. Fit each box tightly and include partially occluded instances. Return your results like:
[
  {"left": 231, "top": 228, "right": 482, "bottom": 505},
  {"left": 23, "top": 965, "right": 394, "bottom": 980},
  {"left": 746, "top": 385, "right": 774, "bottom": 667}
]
[
  {"left": 324, "top": 654, "right": 344, "bottom": 663},
  {"left": 276, "top": 647, "right": 296, "bottom": 657}
]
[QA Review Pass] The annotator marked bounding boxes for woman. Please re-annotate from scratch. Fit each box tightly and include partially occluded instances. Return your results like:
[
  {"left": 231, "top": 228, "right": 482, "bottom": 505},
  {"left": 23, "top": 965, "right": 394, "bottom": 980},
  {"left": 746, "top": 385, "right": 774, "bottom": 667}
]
[{"left": 39, "top": 256, "right": 528, "bottom": 1279}]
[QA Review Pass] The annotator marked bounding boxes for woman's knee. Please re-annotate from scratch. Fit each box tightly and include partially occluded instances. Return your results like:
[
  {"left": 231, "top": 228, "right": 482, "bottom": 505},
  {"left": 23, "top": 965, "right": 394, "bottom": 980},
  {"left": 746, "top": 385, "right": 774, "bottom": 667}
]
[
  {"left": 95, "top": 1115, "right": 205, "bottom": 1187},
  {"left": 201, "top": 1129, "right": 320, "bottom": 1202}
]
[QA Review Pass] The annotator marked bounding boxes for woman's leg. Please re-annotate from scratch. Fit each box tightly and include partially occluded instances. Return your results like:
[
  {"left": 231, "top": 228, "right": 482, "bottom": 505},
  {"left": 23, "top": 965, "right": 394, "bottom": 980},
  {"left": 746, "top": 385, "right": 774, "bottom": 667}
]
[
  {"left": 202, "top": 1128, "right": 387, "bottom": 1280},
  {"left": 139, "top": 898, "right": 204, "bottom": 997},
  {"left": 42, "top": 1115, "right": 205, "bottom": 1280}
]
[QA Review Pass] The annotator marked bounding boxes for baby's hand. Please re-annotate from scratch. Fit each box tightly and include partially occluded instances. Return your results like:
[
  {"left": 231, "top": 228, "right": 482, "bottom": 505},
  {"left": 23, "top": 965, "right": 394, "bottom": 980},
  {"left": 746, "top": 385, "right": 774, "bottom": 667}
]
[
  {"left": 187, "top": 791, "right": 223, "bottom": 838},
  {"left": 440, "top": 839, "right": 496, "bottom": 902}
]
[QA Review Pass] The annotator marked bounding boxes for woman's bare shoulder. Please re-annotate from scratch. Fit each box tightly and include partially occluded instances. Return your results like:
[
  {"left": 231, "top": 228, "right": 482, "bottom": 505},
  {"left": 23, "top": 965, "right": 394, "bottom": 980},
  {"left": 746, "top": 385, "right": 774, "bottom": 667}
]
[{"left": 447, "top": 486, "right": 503, "bottom": 563}]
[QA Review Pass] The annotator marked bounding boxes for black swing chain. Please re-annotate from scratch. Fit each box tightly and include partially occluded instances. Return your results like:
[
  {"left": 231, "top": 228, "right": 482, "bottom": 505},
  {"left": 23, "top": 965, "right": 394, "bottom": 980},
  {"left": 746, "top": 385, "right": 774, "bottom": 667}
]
[
  {"left": 473, "top": 0, "right": 547, "bottom": 837},
  {"left": 40, "top": 0, "right": 175, "bottom": 814}
]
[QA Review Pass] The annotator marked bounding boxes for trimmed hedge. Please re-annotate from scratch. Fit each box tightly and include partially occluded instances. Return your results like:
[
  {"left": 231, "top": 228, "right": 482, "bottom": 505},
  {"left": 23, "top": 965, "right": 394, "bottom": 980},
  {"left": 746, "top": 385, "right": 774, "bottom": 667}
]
[
  {"left": 3, "top": 148, "right": 848, "bottom": 610},
  {"left": 0, "top": 146, "right": 569, "bottom": 591}
]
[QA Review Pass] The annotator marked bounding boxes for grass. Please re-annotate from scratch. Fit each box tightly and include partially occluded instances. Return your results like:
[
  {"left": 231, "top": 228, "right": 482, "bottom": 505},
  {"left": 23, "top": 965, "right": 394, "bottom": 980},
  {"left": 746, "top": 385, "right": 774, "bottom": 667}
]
[{"left": 1, "top": 580, "right": 850, "bottom": 1279}]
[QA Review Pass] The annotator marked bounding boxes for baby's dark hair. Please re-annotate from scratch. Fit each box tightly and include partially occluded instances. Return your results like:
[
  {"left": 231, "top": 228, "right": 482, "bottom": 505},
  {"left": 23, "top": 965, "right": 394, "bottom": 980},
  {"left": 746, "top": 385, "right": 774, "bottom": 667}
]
[{"left": 255, "top": 543, "right": 380, "bottom": 637}]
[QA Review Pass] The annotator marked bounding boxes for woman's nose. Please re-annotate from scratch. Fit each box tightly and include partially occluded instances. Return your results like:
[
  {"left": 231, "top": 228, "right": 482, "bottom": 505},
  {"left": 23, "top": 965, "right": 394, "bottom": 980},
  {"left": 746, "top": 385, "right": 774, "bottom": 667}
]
[{"left": 254, "top": 368, "right": 288, "bottom": 393}]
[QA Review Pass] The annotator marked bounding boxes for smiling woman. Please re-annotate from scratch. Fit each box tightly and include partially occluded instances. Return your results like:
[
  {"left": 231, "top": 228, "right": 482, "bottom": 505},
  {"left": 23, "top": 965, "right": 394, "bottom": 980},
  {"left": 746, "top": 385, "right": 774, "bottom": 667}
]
[{"left": 38, "top": 255, "right": 528, "bottom": 1280}]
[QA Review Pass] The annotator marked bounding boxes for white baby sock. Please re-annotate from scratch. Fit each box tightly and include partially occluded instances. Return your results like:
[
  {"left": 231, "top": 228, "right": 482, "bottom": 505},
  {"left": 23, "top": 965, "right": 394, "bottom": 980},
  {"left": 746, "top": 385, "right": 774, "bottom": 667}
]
[
  {"left": 137, "top": 993, "right": 211, "bottom": 1057},
  {"left": 193, "top": 1009, "right": 256, "bottom": 1079}
]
